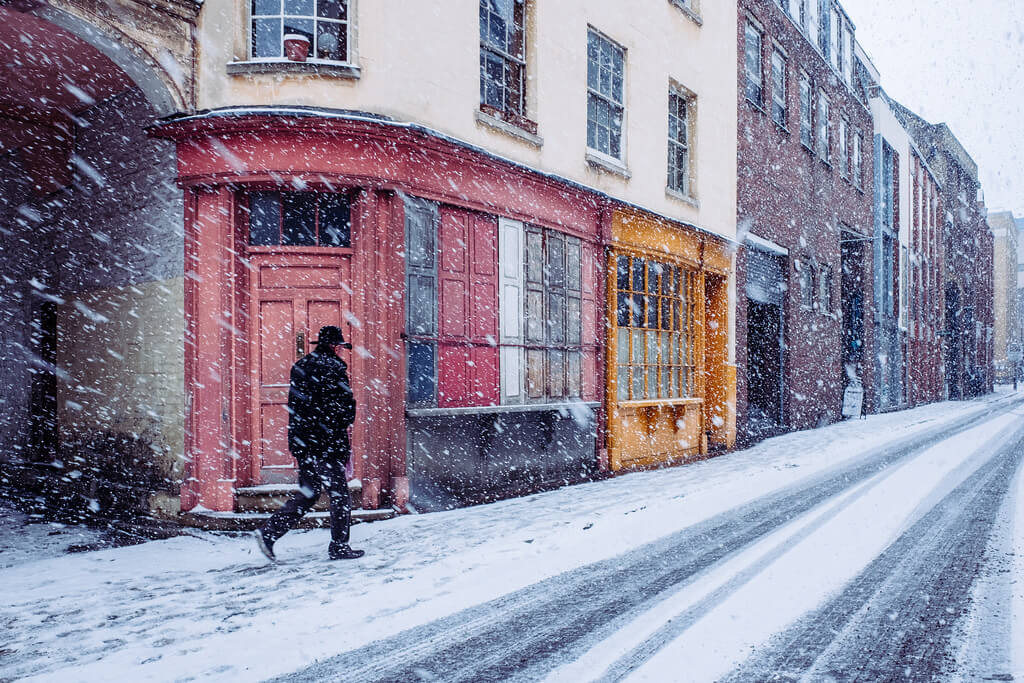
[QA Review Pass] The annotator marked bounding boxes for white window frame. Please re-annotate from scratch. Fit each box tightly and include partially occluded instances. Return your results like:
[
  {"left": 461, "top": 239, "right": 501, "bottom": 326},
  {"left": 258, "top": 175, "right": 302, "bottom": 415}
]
[
  {"left": 770, "top": 49, "right": 787, "bottom": 127},
  {"left": 799, "top": 263, "right": 814, "bottom": 310},
  {"left": 667, "top": 85, "right": 694, "bottom": 197},
  {"left": 799, "top": 73, "right": 813, "bottom": 149},
  {"left": 744, "top": 21, "right": 764, "bottom": 107},
  {"left": 852, "top": 129, "right": 863, "bottom": 187},
  {"left": 249, "top": 0, "right": 352, "bottom": 64},
  {"left": 817, "top": 90, "right": 830, "bottom": 163},
  {"left": 586, "top": 28, "right": 626, "bottom": 162},
  {"left": 839, "top": 118, "right": 849, "bottom": 178}
]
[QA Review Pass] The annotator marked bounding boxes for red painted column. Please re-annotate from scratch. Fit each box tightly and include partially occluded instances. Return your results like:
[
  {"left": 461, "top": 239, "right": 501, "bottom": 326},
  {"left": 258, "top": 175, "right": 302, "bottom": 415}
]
[{"left": 183, "top": 186, "right": 237, "bottom": 512}]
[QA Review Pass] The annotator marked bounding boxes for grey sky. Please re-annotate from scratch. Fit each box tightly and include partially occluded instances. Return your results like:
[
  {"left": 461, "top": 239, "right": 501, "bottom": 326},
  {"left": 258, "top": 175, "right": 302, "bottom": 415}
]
[{"left": 840, "top": 0, "right": 1024, "bottom": 216}]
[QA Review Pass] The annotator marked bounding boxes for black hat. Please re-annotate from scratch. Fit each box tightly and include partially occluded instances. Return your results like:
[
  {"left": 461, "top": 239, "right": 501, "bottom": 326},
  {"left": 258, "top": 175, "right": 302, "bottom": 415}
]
[{"left": 317, "top": 325, "right": 352, "bottom": 349}]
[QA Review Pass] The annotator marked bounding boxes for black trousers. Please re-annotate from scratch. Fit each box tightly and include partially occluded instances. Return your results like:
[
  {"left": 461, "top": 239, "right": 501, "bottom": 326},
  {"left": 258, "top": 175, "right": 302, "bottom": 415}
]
[{"left": 261, "top": 455, "right": 351, "bottom": 546}]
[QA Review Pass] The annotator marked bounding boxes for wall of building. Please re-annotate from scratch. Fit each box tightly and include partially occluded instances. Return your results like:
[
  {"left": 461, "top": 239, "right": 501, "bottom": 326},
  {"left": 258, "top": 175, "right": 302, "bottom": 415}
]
[
  {"left": 195, "top": 0, "right": 737, "bottom": 247},
  {"left": 989, "top": 211, "right": 1020, "bottom": 381},
  {"left": 736, "top": 0, "right": 876, "bottom": 439}
]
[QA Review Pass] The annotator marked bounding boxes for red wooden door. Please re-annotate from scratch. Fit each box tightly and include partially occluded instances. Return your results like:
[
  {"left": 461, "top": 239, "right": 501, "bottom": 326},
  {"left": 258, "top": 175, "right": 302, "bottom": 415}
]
[{"left": 249, "top": 253, "right": 355, "bottom": 484}]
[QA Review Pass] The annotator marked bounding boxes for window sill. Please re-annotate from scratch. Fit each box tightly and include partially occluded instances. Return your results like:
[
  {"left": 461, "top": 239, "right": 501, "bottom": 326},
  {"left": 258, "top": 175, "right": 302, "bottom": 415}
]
[
  {"left": 227, "top": 60, "right": 361, "bottom": 79},
  {"left": 407, "top": 401, "right": 599, "bottom": 417},
  {"left": 746, "top": 98, "right": 766, "bottom": 115},
  {"left": 666, "top": 186, "right": 700, "bottom": 209},
  {"left": 585, "top": 150, "right": 631, "bottom": 179},
  {"left": 773, "top": 120, "right": 790, "bottom": 135},
  {"left": 474, "top": 110, "right": 543, "bottom": 148},
  {"left": 616, "top": 397, "right": 702, "bottom": 409},
  {"left": 668, "top": 0, "right": 703, "bottom": 26}
]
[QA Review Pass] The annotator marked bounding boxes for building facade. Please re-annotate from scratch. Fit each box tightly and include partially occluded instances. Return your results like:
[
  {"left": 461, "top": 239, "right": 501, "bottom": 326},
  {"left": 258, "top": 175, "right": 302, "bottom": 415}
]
[
  {"left": 989, "top": 211, "right": 1021, "bottom": 382},
  {"left": 736, "top": 0, "right": 875, "bottom": 443},
  {"left": 1, "top": 0, "right": 739, "bottom": 520},
  {"left": 867, "top": 85, "right": 945, "bottom": 409}
]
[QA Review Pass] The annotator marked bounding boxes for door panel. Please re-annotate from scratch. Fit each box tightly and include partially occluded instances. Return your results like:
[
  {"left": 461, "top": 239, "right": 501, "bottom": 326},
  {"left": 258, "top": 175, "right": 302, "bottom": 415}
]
[{"left": 249, "top": 253, "right": 356, "bottom": 485}]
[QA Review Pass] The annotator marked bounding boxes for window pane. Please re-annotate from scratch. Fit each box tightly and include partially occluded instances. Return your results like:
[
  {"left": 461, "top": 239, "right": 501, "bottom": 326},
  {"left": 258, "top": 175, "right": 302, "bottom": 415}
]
[
  {"left": 631, "top": 362, "right": 643, "bottom": 398},
  {"left": 525, "top": 231, "right": 543, "bottom": 283},
  {"left": 284, "top": 0, "right": 314, "bottom": 16},
  {"left": 545, "top": 233, "right": 565, "bottom": 287},
  {"left": 250, "top": 192, "right": 280, "bottom": 245},
  {"left": 617, "top": 292, "right": 631, "bottom": 327},
  {"left": 317, "top": 0, "right": 345, "bottom": 20},
  {"left": 481, "top": 51, "right": 505, "bottom": 109},
  {"left": 526, "top": 349, "right": 545, "bottom": 399},
  {"left": 282, "top": 19, "right": 314, "bottom": 44},
  {"left": 617, "top": 366, "right": 629, "bottom": 400},
  {"left": 566, "top": 238, "right": 582, "bottom": 291},
  {"left": 408, "top": 275, "right": 435, "bottom": 335},
  {"left": 282, "top": 193, "right": 316, "bottom": 245},
  {"left": 646, "top": 330, "right": 657, "bottom": 367},
  {"left": 568, "top": 352, "right": 582, "bottom": 398},
  {"left": 252, "top": 18, "right": 282, "bottom": 58},
  {"left": 646, "top": 366, "right": 657, "bottom": 400},
  {"left": 632, "top": 257, "right": 644, "bottom": 292},
  {"left": 546, "top": 291, "right": 565, "bottom": 343},
  {"left": 631, "top": 329, "right": 643, "bottom": 365},
  {"left": 315, "top": 20, "right": 346, "bottom": 61},
  {"left": 548, "top": 350, "right": 565, "bottom": 398},
  {"left": 318, "top": 193, "right": 350, "bottom": 246},
  {"left": 407, "top": 206, "right": 434, "bottom": 268},
  {"left": 631, "top": 293, "right": 643, "bottom": 327},
  {"left": 253, "top": 0, "right": 280, "bottom": 16},
  {"left": 616, "top": 255, "right": 630, "bottom": 291},
  {"left": 617, "top": 328, "right": 629, "bottom": 364},
  {"left": 525, "top": 289, "right": 543, "bottom": 342},
  {"left": 567, "top": 297, "right": 582, "bottom": 344},
  {"left": 408, "top": 342, "right": 435, "bottom": 403}
]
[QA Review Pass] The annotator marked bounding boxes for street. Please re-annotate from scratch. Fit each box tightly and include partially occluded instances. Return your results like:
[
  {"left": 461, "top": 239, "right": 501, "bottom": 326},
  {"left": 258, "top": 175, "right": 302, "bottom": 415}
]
[{"left": 3, "top": 390, "right": 1024, "bottom": 682}]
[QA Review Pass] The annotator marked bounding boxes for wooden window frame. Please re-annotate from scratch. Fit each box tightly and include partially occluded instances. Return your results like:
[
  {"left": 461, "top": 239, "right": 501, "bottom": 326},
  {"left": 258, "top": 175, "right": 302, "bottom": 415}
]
[
  {"left": 480, "top": 0, "right": 537, "bottom": 134},
  {"left": 612, "top": 252, "right": 697, "bottom": 401},
  {"left": 667, "top": 86, "right": 693, "bottom": 196},
  {"left": 799, "top": 73, "right": 813, "bottom": 149},
  {"left": 744, "top": 22, "right": 764, "bottom": 108},
  {"left": 246, "top": 190, "right": 353, "bottom": 247},
  {"left": 404, "top": 196, "right": 440, "bottom": 406},
  {"left": 817, "top": 90, "right": 830, "bottom": 163},
  {"left": 770, "top": 49, "right": 787, "bottom": 127}
]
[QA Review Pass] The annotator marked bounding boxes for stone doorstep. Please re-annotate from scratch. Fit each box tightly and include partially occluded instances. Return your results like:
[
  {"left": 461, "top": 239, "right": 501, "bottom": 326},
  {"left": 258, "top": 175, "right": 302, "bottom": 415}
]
[
  {"left": 178, "top": 508, "right": 396, "bottom": 532},
  {"left": 234, "top": 481, "right": 362, "bottom": 513}
]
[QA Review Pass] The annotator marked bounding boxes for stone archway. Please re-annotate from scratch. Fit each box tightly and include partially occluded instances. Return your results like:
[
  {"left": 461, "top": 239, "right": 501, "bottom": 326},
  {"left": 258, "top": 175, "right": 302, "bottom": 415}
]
[{"left": 0, "top": 4, "right": 189, "bottom": 519}]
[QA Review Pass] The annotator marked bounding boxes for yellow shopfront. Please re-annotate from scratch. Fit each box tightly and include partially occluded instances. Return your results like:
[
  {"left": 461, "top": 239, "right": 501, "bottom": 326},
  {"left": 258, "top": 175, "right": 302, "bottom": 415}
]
[{"left": 606, "top": 209, "right": 734, "bottom": 471}]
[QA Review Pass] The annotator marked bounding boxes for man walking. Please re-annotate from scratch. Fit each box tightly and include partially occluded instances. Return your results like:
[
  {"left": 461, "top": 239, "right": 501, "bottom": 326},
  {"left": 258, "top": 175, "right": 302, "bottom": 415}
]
[{"left": 256, "top": 325, "right": 365, "bottom": 561}]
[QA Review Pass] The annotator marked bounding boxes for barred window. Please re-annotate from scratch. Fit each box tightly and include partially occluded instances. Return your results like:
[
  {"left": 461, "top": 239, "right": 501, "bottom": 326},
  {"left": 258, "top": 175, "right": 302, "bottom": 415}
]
[{"left": 613, "top": 254, "right": 696, "bottom": 401}]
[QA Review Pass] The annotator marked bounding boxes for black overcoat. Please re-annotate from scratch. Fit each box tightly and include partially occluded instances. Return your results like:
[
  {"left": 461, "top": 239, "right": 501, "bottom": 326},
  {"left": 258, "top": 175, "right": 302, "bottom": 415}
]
[{"left": 287, "top": 345, "right": 356, "bottom": 462}]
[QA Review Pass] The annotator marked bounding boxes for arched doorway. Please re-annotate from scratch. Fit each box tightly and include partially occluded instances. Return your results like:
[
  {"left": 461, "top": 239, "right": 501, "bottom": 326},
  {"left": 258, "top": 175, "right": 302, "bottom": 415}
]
[{"left": 0, "top": 5, "right": 185, "bottom": 518}]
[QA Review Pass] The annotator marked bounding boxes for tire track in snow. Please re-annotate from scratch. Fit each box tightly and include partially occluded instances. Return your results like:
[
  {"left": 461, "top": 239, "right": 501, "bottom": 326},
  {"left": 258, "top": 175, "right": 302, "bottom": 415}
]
[
  {"left": 273, "top": 395, "right": 1024, "bottom": 683},
  {"left": 720, "top": 416, "right": 1024, "bottom": 682}
]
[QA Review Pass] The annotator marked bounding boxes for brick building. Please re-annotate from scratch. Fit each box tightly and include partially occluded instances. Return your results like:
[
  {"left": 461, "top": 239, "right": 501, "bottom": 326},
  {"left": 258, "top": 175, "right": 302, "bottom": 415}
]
[
  {"left": 737, "top": 0, "right": 875, "bottom": 442},
  {"left": 892, "top": 103, "right": 994, "bottom": 399},
  {"left": 988, "top": 211, "right": 1021, "bottom": 382}
]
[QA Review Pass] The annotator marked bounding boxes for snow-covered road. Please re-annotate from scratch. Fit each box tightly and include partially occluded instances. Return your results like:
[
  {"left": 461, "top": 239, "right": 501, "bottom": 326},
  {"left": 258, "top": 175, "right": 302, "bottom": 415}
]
[{"left": 2, "top": 390, "right": 1024, "bottom": 682}]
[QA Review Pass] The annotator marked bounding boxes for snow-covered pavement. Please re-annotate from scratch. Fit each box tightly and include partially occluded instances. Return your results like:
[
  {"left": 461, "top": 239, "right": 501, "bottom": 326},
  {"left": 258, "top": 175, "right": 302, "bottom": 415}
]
[{"left": 2, "top": 390, "right": 1024, "bottom": 682}]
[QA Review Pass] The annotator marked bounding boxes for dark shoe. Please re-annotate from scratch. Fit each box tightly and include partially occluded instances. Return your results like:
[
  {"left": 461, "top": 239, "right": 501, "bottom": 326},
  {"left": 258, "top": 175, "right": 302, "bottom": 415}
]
[
  {"left": 328, "top": 542, "right": 365, "bottom": 560},
  {"left": 255, "top": 529, "right": 276, "bottom": 562}
]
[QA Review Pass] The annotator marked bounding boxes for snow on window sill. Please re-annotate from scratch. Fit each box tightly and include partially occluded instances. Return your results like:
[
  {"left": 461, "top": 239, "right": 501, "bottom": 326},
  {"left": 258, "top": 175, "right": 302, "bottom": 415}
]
[
  {"left": 227, "top": 60, "right": 361, "bottom": 79},
  {"left": 666, "top": 186, "right": 700, "bottom": 209},
  {"left": 475, "top": 110, "right": 544, "bottom": 148},
  {"left": 668, "top": 0, "right": 703, "bottom": 26},
  {"left": 585, "top": 150, "right": 631, "bottom": 179},
  {"left": 407, "top": 401, "right": 599, "bottom": 417}
]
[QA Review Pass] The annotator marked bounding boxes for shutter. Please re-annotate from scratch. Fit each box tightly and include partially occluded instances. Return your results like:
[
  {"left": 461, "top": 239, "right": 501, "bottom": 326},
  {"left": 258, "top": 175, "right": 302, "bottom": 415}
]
[
  {"left": 404, "top": 196, "right": 439, "bottom": 404},
  {"left": 745, "top": 246, "right": 785, "bottom": 306},
  {"left": 499, "top": 218, "right": 524, "bottom": 403}
]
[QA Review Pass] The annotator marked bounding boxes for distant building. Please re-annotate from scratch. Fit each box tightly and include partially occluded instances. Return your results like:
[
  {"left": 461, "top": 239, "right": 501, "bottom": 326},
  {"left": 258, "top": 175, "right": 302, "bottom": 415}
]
[
  {"left": 988, "top": 211, "right": 1021, "bottom": 382},
  {"left": 736, "top": 0, "right": 875, "bottom": 442},
  {"left": 891, "top": 102, "right": 994, "bottom": 399},
  {"left": 867, "top": 84, "right": 945, "bottom": 409}
]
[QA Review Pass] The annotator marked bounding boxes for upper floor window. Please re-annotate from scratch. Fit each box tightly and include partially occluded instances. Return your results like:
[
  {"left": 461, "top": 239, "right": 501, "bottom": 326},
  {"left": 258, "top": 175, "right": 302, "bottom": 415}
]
[
  {"left": 587, "top": 29, "right": 625, "bottom": 160},
  {"left": 251, "top": 0, "right": 349, "bottom": 62},
  {"left": 830, "top": 7, "right": 841, "bottom": 70},
  {"left": 480, "top": 0, "right": 528, "bottom": 125},
  {"left": 770, "top": 50, "right": 787, "bottom": 127},
  {"left": 852, "top": 130, "right": 863, "bottom": 187},
  {"left": 667, "top": 88, "right": 692, "bottom": 196},
  {"left": 816, "top": 91, "right": 830, "bottom": 162},
  {"left": 799, "top": 264, "right": 814, "bottom": 309},
  {"left": 839, "top": 118, "right": 849, "bottom": 178},
  {"left": 819, "top": 265, "right": 832, "bottom": 312},
  {"left": 744, "top": 22, "right": 763, "bottom": 107},
  {"left": 799, "top": 73, "right": 812, "bottom": 148},
  {"left": 817, "top": 0, "right": 829, "bottom": 56},
  {"left": 248, "top": 191, "right": 352, "bottom": 247}
]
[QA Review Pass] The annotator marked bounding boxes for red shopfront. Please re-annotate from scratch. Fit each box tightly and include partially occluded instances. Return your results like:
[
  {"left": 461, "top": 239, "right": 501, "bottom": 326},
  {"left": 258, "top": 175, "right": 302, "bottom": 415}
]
[{"left": 154, "top": 109, "right": 606, "bottom": 514}]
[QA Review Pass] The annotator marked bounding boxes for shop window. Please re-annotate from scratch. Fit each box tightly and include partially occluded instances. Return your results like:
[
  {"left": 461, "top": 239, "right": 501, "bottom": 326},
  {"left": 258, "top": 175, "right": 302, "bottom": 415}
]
[
  {"left": 251, "top": 0, "right": 349, "bottom": 62},
  {"left": 613, "top": 254, "right": 695, "bottom": 401},
  {"left": 247, "top": 191, "right": 351, "bottom": 246},
  {"left": 586, "top": 28, "right": 625, "bottom": 160},
  {"left": 404, "top": 197, "right": 439, "bottom": 405},
  {"left": 480, "top": 0, "right": 534, "bottom": 132},
  {"left": 523, "top": 226, "right": 583, "bottom": 401}
]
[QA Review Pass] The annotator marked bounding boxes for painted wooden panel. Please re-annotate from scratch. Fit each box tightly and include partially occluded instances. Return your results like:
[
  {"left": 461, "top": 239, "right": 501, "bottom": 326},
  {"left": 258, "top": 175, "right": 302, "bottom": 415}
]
[
  {"left": 437, "top": 345, "right": 469, "bottom": 408},
  {"left": 471, "top": 346, "right": 500, "bottom": 406},
  {"left": 259, "top": 403, "right": 291, "bottom": 470},
  {"left": 259, "top": 299, "right": 295, "bottom": 385},
  {"left": 260, "top": 266, "right": 340, "bottom": 289},
  {"left": 440, "top": 278, "right": 468, "bottom": 337}
]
